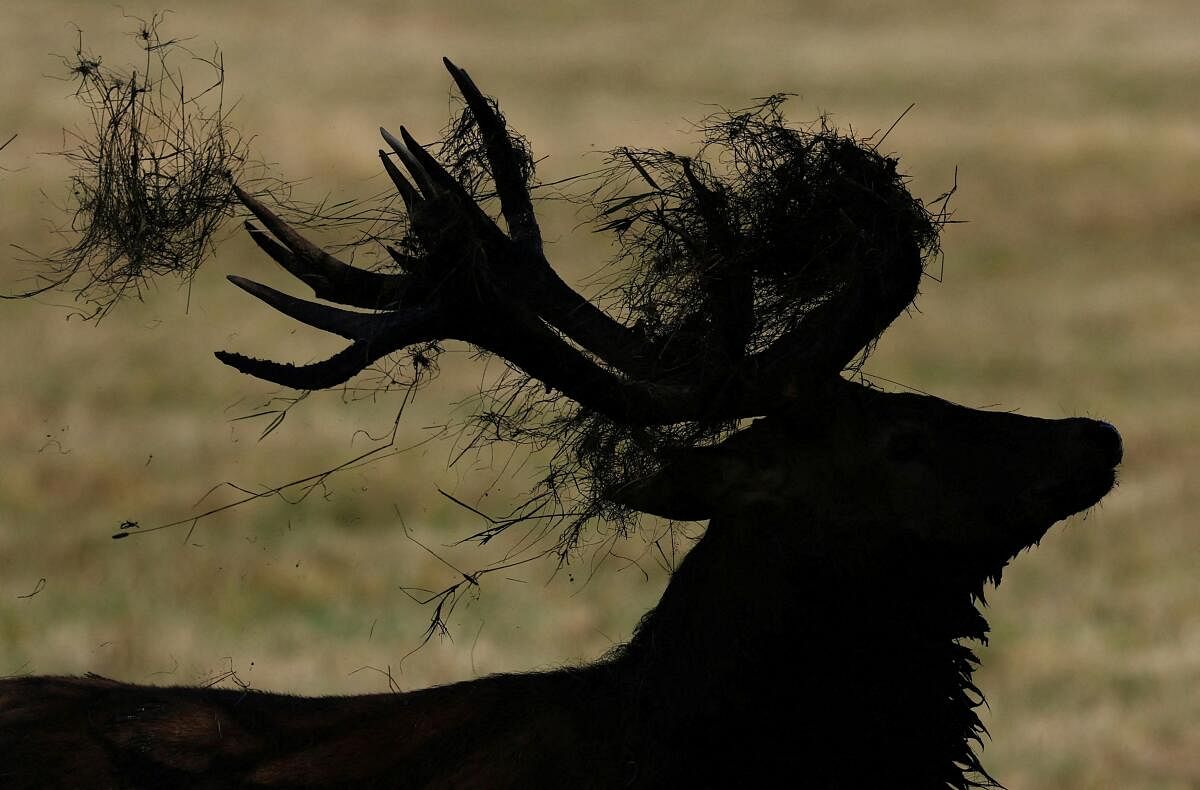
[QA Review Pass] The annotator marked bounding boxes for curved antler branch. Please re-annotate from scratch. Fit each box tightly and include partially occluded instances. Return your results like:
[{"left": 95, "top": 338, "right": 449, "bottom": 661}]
[
  {"left": 216, "top": 343, "right": 397, "bottom": 391},
  {"left": 219, "top": 62, "right": 813, "bottom": 422}
]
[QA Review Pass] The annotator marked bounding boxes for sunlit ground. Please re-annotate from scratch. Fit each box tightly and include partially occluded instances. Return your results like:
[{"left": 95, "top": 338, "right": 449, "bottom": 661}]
[{"left": 1, "top": 2, "right": 1197, "bottom": 787}]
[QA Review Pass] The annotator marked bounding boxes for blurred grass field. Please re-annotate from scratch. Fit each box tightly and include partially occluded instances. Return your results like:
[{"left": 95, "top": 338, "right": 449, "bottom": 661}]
[{"left": 1, "top": 1, "right": 1197, "bottom": 786}]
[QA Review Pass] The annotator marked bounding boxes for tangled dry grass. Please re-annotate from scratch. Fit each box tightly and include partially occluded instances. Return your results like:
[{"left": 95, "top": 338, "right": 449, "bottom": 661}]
[{"left": 9, "top": 14, "right": 247, "bottom": 318}]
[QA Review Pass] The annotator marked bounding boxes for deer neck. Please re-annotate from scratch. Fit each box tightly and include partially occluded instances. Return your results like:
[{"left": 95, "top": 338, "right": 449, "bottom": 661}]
[{"left": 615, "top": 509, "right": 995, "bottom": 787}]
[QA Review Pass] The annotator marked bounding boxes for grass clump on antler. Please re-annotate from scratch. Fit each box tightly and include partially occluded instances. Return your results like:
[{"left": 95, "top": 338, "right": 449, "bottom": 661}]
[
  {"left": 15, "top": 14, "right": 248, "bottom": 317},
  {"left": 595, "top": 96, "right": 948, "bottom": 369}
]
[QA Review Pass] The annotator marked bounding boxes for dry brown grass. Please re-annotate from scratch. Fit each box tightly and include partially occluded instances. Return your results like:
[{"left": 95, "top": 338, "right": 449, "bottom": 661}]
[{"left": 1, "top": 2, "right": 1197, "bottom": 786}]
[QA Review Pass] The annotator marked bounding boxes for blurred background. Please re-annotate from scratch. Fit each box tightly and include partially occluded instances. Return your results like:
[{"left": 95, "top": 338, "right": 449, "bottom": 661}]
[{"left": 1, "top": 1, "right": 1196, "bottom": 786}]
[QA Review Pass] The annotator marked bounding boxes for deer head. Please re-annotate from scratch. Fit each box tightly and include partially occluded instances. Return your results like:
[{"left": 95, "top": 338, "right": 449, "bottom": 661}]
[{"left": 614, "top": 380, "right": 1121, "bottom": 571}]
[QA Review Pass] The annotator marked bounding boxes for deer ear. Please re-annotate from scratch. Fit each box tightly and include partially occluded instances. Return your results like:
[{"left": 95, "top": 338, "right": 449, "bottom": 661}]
[
  {"left": 607, "top": 445, "right": 746, "bottom": 521},
  {"left": 608, "top": 416, "right": 800, "bottom": 520}
]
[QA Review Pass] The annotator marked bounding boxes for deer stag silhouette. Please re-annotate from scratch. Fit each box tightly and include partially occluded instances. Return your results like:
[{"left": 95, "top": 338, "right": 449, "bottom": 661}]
[{"left": 0, "top": 60, "right": 1121, "bottom": 789}]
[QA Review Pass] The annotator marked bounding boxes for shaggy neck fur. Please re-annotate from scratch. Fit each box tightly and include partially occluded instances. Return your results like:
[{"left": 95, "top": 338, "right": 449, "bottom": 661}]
[{"left": 613, "top": 510, "right": 1000, "bottom": 789}]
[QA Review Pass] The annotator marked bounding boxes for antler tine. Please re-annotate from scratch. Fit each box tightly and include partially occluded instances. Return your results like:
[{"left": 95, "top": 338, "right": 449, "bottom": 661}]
[
  {"left": 216, "top": 289, "right": 447, "bottom": 390},
  {"left": 236, "top": 187, "right": 405, "bottom": 310},
  {"left": 442, "top": 57, "right": 541, "bottom": 247},
  {"left": 226, "top": 275, "right": 386, "bottom": 341},
  {"left": 379, "top": 127, "right": 441, "bottom": 198},
  {"left": 377, "top": 150, "right": 421, "bottom": 211},
  {"left": 216, "top": 343, "right": 388, "bottom": 391}
]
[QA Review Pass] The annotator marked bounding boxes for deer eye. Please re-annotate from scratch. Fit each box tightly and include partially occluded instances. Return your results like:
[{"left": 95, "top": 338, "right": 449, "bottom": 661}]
[{"left": 886, "top": 429, "right": 928, "bottom": 463}]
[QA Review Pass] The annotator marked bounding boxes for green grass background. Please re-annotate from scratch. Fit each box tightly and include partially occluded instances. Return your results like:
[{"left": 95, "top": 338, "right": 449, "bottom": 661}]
[{"left": 1, "top": 2, "right": 1197, "bottom": 786}]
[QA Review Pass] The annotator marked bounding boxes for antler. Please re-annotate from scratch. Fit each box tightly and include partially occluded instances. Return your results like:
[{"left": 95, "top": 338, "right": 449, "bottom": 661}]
[{"left": 218, "top": 59, "right": 921, "bottom": 424}]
